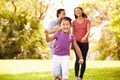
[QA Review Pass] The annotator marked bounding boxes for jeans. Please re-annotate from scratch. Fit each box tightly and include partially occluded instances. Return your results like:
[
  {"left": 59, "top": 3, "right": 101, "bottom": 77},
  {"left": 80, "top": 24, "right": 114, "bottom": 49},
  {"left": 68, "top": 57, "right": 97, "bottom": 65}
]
[{"left": 74, "top": 42, "right": 89, "bottom": 79}]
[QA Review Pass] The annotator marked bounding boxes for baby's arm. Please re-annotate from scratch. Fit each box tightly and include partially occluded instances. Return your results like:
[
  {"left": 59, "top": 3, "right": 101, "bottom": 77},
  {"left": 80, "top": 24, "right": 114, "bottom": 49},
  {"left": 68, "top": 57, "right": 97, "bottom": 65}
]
[
  {"left": 72, "top": 40, "right": 84, "bottom": 64},
  {"left": 44, "top": 29, "right": 55, "bottom": 42}
]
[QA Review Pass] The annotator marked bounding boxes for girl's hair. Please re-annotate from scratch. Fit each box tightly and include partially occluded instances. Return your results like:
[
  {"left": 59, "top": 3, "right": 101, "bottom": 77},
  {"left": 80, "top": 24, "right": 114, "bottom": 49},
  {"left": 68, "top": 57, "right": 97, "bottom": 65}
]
[
  {"left": 56, "top": 9, "right": 65, "bottom": 18},
  {"left": 59, "top": 17, "right": 72, "bottom": 25},
  {"left": 74, "top": 7, "right": 87, "bottom": 19}
]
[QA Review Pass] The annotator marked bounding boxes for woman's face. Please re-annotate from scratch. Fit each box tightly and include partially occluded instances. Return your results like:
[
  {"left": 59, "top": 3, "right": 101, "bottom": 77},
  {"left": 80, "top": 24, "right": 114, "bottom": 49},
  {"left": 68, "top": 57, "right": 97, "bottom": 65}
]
[
  {"left": 74, "top": 8, "right": 82, "bottom": 17},
  {"left": 60, "top": 20, "right": 71, "bottom": 33}
]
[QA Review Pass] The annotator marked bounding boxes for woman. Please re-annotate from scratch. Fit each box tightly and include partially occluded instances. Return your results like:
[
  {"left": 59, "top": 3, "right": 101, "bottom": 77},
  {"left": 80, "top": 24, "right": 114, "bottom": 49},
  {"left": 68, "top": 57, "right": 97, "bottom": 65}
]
[{"left": 72, "top": 7, "right": 91, "bottom": 80}]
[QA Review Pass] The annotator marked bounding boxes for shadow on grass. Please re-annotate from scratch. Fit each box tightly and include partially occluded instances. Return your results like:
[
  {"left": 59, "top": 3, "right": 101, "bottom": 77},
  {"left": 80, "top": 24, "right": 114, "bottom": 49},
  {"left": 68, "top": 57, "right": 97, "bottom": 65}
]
[{"left": 0, "top": 67, "right": 120, "bottom": 80}]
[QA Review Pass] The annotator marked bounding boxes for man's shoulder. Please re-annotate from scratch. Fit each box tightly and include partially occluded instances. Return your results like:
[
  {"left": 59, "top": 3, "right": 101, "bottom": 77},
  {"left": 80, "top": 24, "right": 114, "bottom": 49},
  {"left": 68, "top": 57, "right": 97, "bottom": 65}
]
[
  {"left": 47, "top": 19, "right": 58, "bottom": 29},
  {"left": 49, "top": 19, "right": 58, "bottom": 23}
]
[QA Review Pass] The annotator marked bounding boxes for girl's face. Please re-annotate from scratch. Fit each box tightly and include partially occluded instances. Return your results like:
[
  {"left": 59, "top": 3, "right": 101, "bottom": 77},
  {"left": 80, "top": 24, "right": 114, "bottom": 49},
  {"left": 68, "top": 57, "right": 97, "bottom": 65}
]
[
  {"left": 74, "top": 8, "right": 82, "bottom": 17},
  {"left": 60, "top": 20, "right": 71, "bottom": 33}
]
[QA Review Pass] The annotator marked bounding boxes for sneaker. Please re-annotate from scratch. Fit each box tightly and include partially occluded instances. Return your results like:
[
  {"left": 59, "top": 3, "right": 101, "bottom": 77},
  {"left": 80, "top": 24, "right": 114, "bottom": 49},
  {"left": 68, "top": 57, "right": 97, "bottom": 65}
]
[
  {"left": 74, "top": 76, "right": 78, "bottom": 80},
  {"left": 77, "top": 77, "right": 82, "bottom": 80}
]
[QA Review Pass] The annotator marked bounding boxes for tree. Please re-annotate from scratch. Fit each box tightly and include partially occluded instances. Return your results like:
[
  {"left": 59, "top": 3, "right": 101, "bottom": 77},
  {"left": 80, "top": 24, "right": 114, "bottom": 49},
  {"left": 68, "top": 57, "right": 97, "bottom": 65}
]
[
  {"left": 0, "top": 0, "right": 49, "bottom": 59},
  {"left": 108, "top": 0, "right": 120, "bottom": 59},
  {"left": 97, "top": 0, "right": 120, "bottom": 60},
  {"left": 78, "top": 0, "right": 120, "bottom": 60}
]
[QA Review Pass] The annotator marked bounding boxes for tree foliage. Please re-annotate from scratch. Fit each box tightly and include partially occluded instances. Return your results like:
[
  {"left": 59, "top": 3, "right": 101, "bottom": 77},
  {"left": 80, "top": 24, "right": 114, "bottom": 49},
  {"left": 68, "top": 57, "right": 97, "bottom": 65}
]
[
  {"left": 97, "top": 0, "right": 120, "bottom": 60},
  {"left": 78, "top": 0, "right": 120, "bottom": 60},
  {"left": 108, "top": 0, "right": 120, "bottom": 59},
  {"left": 79, "top": 0, "right": 109, "bottom": 27},
  {"left": 0, "top": 0, "right": 49, "bottom": 59}
]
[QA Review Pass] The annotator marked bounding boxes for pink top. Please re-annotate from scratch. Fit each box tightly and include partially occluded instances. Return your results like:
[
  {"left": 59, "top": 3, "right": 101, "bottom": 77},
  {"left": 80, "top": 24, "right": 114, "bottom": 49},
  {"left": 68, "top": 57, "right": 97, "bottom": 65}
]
[{"left": 72, "top": 18, "right": 90, "bottom": 43}]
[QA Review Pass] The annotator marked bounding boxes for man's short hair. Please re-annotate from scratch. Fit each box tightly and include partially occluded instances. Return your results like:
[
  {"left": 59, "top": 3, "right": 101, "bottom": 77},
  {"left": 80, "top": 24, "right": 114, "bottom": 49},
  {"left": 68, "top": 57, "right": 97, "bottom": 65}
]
[{"left": 56, "top": 9, "right": 65, "bottom": 18}]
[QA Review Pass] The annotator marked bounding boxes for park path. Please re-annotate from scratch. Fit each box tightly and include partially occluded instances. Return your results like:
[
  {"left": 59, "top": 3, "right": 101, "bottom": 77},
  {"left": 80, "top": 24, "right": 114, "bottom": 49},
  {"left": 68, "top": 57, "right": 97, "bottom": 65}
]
[{"left": 0, "top": 60, "right": 120, "bottom": 74}]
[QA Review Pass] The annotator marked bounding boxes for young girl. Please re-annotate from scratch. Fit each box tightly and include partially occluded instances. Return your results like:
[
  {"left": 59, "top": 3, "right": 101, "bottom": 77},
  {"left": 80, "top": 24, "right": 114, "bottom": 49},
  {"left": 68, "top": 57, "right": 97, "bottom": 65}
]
[{"left": 45, "top": 17, "right": 84, "bottom": 80}]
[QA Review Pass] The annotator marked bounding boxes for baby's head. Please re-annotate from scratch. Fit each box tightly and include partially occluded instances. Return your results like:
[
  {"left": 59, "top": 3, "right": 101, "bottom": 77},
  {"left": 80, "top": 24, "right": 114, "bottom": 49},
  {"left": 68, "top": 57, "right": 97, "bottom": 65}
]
[{"left": 59, "top": 17, "right": 72, "bottom": 33}]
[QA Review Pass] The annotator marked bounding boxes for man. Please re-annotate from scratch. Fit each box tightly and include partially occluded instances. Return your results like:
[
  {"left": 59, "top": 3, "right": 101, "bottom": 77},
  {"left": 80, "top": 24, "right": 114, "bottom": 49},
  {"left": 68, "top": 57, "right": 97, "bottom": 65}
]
[{"left": 47, "top": 9, "right": 66, "bottom": 54}]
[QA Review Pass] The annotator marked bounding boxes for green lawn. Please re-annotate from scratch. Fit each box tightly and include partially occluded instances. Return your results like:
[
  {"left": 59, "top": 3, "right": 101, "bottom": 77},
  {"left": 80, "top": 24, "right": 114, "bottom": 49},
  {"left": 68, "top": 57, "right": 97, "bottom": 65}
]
[
  {"left": 0, "top": 68, "right": 120, "bottom": 80},
  {"left": 0, "top": 60, "right": 120, "bottom": 80}
]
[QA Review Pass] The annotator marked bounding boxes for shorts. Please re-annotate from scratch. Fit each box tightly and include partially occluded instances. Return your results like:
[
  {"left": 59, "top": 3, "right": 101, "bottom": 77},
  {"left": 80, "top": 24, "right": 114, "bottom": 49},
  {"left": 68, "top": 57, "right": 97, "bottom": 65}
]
[{"left": 52, "top": 55, "right": 69, "bottom": 79}]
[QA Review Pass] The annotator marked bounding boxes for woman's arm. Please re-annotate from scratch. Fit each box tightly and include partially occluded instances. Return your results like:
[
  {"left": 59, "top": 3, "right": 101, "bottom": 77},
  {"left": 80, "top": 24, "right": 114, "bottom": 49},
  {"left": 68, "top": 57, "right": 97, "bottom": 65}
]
[
  {"left": 81, "top": 22, "right": 90, "bottom": 42},
  {"left": 73, "top": 40, "right": 84, "bottom": 64},
  {"left": 44, "top": 29, "right": 55, "bottom": 42},
  {"left": 85, "top": 22, "right": 90, "bottom": 38}
]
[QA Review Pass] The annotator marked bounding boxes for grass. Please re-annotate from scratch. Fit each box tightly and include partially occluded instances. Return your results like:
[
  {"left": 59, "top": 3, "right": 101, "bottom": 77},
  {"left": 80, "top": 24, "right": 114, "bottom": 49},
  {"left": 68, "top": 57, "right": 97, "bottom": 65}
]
[
  {"left": 70, "top": 68, "right": 120, "bottom": 80},
  {"left": 0, "top": 68, "right": 120, "bottom": 80},
  {"left": 0, "top": 60, "right": 120, "bottom": 80}
]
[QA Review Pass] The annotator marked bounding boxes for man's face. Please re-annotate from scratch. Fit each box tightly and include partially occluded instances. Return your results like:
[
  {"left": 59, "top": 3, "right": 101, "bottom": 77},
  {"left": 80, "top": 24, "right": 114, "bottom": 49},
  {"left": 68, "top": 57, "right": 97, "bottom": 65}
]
[{"left": 59, "top": 11, "right": 66, "bottom": 18}]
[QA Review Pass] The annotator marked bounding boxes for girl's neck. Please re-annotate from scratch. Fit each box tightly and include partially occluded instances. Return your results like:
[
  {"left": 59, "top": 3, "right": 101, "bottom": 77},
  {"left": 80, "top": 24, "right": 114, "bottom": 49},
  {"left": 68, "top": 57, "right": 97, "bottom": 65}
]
[{"left": 61, "top": 31, "right": 69, "bottom": 35}]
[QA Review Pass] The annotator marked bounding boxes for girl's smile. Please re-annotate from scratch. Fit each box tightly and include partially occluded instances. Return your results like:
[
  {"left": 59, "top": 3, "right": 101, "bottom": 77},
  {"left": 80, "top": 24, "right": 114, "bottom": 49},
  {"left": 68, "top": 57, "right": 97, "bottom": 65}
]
[{"left": 60, "top": 20, "right": 71, "bottom": 34}]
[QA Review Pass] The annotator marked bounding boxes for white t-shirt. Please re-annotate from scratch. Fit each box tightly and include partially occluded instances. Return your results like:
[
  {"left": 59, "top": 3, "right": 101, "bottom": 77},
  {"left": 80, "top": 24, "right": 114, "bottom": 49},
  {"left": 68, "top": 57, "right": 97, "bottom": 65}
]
[{"left": 47, "top": 19, "right": 59, "bottom": 54}]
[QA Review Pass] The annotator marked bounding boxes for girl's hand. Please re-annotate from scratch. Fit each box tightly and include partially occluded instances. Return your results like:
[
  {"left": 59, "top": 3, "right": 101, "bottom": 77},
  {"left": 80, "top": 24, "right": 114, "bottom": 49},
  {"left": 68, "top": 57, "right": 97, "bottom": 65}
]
[
  {"left": 78, "top": 59, "right": 84, "bottom": 64},
  {"left": 44, "top": 29, "right": 48, "bottom": 34}
]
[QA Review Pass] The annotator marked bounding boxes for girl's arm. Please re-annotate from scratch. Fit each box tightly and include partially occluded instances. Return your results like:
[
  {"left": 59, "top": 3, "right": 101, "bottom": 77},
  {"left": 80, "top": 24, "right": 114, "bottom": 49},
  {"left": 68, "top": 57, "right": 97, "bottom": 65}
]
[
  {"left": 72, "top": 40, "right": 84, "bottom": 64},
  {"left": 44, "top": 29, "right": 55, "bottom": 42}
]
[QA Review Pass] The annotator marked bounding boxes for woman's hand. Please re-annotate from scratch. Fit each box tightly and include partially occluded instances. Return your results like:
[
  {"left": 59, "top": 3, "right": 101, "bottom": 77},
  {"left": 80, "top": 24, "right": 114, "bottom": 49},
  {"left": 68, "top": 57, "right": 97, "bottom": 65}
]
[{"left": 81, "top": 37, "right": 87, "bottom": 43}]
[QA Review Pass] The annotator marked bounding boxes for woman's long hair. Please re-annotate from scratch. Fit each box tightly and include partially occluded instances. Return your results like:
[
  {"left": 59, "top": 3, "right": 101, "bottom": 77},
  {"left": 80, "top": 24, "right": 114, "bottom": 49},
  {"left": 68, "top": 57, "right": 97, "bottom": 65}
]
[{"left": 74, "top": 7, "right": 87, "bottom": 19}]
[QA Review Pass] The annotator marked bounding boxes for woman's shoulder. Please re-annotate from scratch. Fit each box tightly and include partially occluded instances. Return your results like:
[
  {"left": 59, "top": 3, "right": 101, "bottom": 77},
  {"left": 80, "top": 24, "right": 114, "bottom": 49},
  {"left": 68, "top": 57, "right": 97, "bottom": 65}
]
[
  {"left": 72, "top": 20, "right": 77, "bottom": 25},
  {"left": 84, "top": 18, "right": 91, "bottom": 23},
  {"left": 72, "top": 19, "right": 77, "bottom": 23},
  {"left": 85, "top": 18, "right": 91, "bottom": 21}
]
